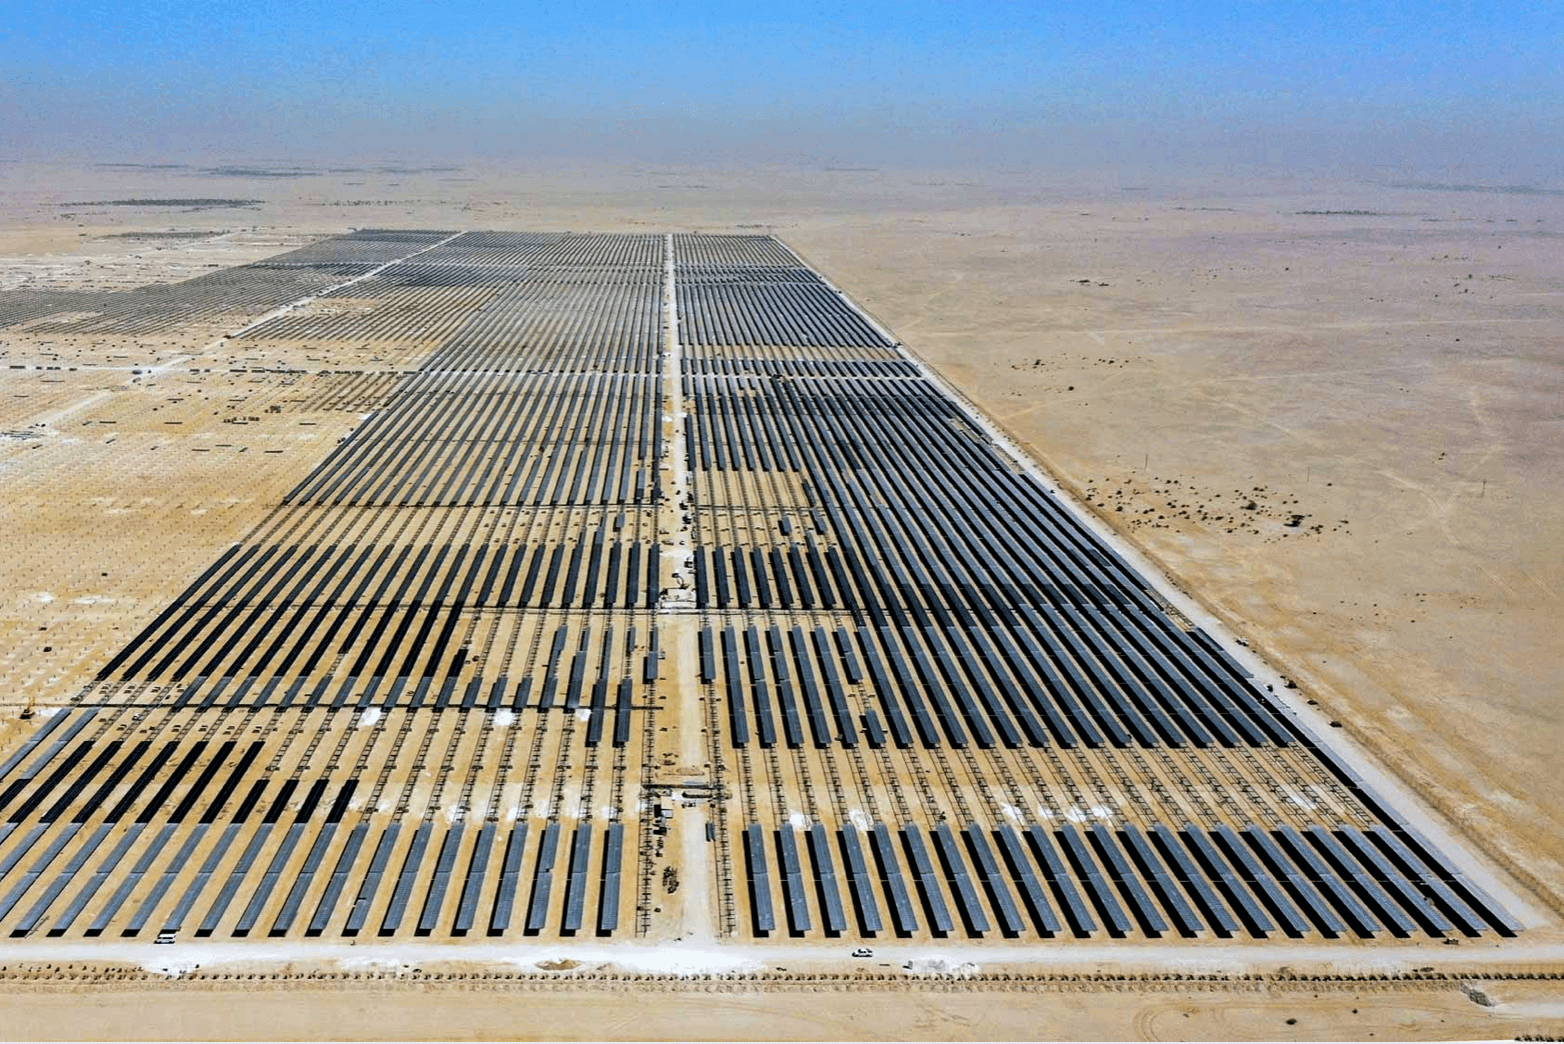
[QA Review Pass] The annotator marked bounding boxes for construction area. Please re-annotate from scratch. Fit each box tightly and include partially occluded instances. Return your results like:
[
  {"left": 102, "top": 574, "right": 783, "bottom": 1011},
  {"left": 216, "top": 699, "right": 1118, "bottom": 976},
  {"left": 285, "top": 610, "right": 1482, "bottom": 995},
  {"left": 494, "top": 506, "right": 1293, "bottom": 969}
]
[{"left": 0, "top": 230, "right": 1535, "bottom": 959}]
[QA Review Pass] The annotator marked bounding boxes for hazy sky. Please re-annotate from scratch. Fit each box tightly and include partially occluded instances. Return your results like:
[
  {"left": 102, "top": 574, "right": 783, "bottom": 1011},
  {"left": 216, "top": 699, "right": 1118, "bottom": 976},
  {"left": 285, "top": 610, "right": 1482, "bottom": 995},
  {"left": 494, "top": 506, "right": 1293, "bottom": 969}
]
[{"left": 5, "top": 0, "right": 1561, "bottom": 180}]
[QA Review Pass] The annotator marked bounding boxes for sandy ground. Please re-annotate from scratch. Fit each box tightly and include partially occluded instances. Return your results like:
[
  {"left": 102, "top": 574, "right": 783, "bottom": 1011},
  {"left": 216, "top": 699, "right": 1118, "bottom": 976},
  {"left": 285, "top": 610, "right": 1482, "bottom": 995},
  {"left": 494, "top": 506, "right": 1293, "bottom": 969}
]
[
  {"left": 0, "top": 161, "right": 1559, "bottom": 1037},
  {"left": 0, "top": 968, "right": 1562, "bottom": 1041}
]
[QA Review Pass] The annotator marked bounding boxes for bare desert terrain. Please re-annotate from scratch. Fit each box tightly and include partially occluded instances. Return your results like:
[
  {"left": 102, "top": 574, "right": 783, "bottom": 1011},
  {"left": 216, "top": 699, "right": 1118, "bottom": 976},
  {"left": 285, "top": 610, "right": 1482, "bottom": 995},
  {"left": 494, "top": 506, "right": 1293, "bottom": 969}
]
[{"left": 0, "top": 161, "right": 1558, "bottom": 1039}]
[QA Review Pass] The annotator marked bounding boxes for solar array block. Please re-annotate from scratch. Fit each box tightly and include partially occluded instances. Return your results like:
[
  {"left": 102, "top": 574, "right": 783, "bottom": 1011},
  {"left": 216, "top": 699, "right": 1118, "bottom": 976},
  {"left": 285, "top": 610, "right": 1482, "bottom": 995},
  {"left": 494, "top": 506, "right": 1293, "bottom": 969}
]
[
  {"left": 1366, "top": 826, "right": 1488, "bottom": 936},
  {"left": 1340, "top": 828, "right": 1451, "bottom": 934},
  {"left": 0, "top": 229, "right": 1522, "bottom": 954},
  {"left": 236, "top": 821, "right": 309, "bottom": 936},
  {"left": 0, "top": 824, "right": 82, "bottom": 924},
  {"left": 1119, "top": 824, "right": 1200, "bottom": 937},
  {"left": 55, "top": 825, "right": 144, "bottom": 935}
]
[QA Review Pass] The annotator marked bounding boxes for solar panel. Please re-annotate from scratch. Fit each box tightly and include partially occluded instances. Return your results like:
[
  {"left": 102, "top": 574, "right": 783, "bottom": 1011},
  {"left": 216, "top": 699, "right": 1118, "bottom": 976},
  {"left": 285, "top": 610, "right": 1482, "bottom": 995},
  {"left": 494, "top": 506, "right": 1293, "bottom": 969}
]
[
  {"left": 777, "top": 826, "right": 811, "bottom": 934},
  {"left": 597, "top": 823, "right": 624, "bottom": 935},
  {"left": 962, "top": 824, "right": 1023, "bottom": 935},
  {"left": 236, "top": 821, "right": 308, "bottom": 935},
  {"left": 995, "top": 824, "right": 1060, "bottom": 935},
  {"left": 1242, "top": 826, "right": 1346, "bottom": 937},
  {"left": 345, "top": 822, "right": 401, "bottom": 936},
  {"left": 309, "top": 822, "right": 368, "bottom": 935},
  {"left": 453, "top": 822, "right": 496, "bottom": 936},
  {"left": 381, "top": 822, "right": 433, "bottom": 935},
  {"left": 122, "top": 823, "right": 208, "bottom": 935},
  {"left": 902, "top": 825, "right": 953, "bottom": 935},
  {"left": 837, "top": 826, "right": 880, "bottom": 934},
  {"left": 1144, "top": 824, "right": 1236, "bottom": 936},
  {"left": 932, "top": 824, "right": 988, "bottom": 935},
  {"left": 0, "top": 822, "right": 83, "bottom": 923},
  {"left": 1113, "top": 825, "right": 1194, "bottom": 931},
  {"left": 806, "top": 823, "right": 847, "bottom": 935},
  {"left": 562, "top": 824, "right": 593, "bottom": 933},
  {"left": 1336, "top": 828, "right": 1451, "bottom": 935},
  {"left": 525, "top": 822, "right": 561, "bottom": 933},
  {"left": 1054, "top": 825, "right": 1128, "bottom": 936},
  {"left": 417, "top": 823, "right": 465, "bottom": 935},
  {"left": 744, "top": 823, "right": 775, "bottom": 934},
  {"left": 1364, "top": 826, "right": 1486, "bottom": 936},
  {"left": 489, "top": 823, "right": 529, "bottom": 935}
]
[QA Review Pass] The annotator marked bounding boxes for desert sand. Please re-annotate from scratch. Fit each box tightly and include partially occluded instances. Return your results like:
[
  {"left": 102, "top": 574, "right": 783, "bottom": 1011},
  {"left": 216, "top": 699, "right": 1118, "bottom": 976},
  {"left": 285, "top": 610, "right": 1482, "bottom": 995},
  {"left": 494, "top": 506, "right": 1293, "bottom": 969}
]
[{"left": 2, "top": 966, "right": 1563, "bottom": 1041}]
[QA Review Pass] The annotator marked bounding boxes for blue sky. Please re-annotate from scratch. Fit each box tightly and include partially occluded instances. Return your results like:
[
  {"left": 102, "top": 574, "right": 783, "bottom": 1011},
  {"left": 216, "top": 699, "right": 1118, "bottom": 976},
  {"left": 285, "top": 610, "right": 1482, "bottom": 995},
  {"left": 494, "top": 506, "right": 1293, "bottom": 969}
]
[{"left": 4, "top": 1, "right": 1561, "bottom": 177}]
